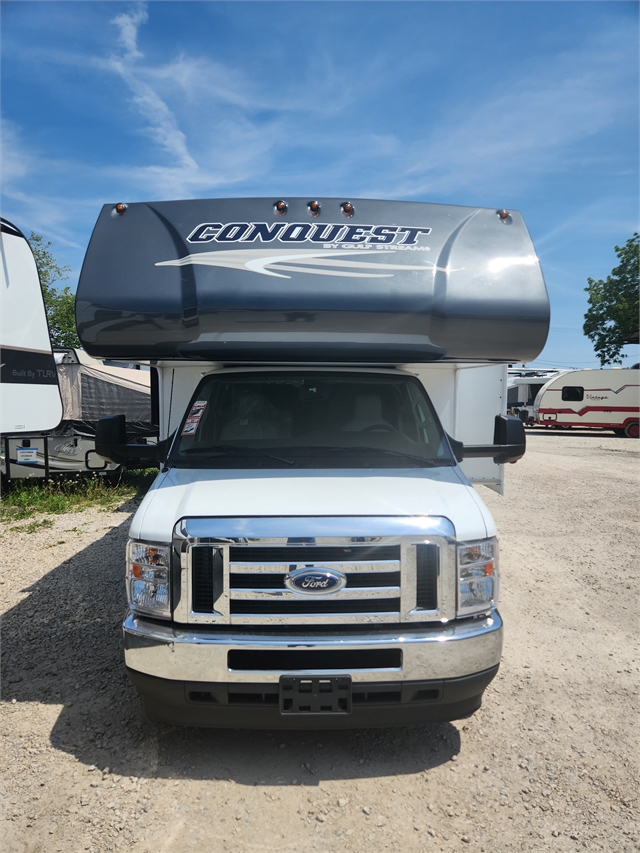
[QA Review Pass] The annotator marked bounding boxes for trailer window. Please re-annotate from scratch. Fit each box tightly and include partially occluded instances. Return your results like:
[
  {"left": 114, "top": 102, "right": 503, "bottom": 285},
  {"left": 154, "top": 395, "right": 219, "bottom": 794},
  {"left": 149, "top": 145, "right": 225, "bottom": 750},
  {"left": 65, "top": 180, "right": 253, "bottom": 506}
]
[{"left": 561, "top": 386, "right": 584, "bottom": 402}]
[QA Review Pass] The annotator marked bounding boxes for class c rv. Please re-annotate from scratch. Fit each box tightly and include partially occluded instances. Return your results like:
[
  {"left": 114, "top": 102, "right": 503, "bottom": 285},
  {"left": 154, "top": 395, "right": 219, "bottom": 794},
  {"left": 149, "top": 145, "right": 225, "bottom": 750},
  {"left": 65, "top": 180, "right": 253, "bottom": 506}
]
[
  {"left": 77, "top": 197, "right": 550, "bottom": 728},
  {"left": 532, "top": 368, "right": 639, "bottom": 438}
]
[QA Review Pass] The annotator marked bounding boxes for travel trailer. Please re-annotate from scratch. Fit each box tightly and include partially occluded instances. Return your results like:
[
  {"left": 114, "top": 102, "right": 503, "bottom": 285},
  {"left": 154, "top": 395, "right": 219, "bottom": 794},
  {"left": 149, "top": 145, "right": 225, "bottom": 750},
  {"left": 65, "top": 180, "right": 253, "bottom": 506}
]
[
  {"left": 0, "top": 219, "right": 63, "bottom": 436},
  {"left": 532, "top": 368, "right": 639, "bottom": 437},
  {"left": 0, "top": 215, "right": 155, "bottom": 482},
  {"left": 1, "top": 347, "right": 155, "bottom": 482},
  {"left": 507, "top": 367, "right": 565, "bottom": 422},
  {"left": 78, "top": 197, "right": 550, "bottom": 727}
]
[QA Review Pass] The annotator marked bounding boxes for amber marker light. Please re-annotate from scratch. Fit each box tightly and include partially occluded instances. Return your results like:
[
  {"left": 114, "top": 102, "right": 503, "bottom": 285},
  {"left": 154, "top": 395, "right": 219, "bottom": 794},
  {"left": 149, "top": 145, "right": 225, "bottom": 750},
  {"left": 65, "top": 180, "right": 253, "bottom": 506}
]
[
  {"left": 498, "top": 209, "right": 510, "bottom": 221},
  {"left": 341, "top": 201, "right": 355, "bottom": 218},
  {"left": 115, "top": 203, "right": 128, "bottom": 216},
  {"left": 274, "top": 200, "right": 288, "bottom": 216},
  {"left": 308, "top": 200, "right": 321, "bottom": 217}
]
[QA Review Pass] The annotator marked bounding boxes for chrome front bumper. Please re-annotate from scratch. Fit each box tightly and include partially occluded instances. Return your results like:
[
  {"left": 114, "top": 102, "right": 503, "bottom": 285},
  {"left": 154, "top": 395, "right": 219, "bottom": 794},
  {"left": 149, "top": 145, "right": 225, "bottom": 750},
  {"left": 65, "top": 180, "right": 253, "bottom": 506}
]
[{"left": 123, "top": 610, "right": 503, "bottom": 684}]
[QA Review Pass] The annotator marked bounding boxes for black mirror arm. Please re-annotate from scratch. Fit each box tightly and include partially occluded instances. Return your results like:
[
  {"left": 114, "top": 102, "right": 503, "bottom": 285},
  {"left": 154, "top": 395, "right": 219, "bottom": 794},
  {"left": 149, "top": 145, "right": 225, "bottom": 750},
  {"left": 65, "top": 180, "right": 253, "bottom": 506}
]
[
  {"left": 460, "top": 444, "right": 525, "bottom": 464},
  {"left": 447, "top": 415, "right": 526, "bottom": 465}
]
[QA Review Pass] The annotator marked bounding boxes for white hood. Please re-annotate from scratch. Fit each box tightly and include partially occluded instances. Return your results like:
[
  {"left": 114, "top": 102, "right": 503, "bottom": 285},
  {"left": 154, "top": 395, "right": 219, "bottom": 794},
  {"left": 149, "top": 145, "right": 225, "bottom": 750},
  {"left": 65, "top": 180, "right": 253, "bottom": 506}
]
[{"left": 130, "top": 466, "right": 494, "bottom": 543}]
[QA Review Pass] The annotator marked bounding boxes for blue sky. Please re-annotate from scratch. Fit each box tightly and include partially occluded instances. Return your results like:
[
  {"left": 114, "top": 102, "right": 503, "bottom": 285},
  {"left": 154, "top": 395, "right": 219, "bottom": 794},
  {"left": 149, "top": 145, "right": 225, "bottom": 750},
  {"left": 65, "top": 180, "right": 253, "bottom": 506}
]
[{"left": 2, "top": 0, "right": 638, "bottom": 367}]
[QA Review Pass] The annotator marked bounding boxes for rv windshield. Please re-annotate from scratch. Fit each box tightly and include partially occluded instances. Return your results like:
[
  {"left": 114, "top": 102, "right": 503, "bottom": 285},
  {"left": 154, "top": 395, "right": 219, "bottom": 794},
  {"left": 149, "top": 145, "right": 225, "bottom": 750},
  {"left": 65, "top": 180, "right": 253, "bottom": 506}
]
[{"left": 169, "top": 371, "right": 455, "bottom": 469}]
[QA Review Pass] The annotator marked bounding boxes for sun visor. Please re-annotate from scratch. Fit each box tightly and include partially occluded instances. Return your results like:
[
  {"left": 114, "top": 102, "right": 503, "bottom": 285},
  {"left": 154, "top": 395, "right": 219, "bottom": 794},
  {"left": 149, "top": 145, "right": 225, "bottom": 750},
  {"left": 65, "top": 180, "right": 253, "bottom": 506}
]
[{"left": 76, "top": 198, "right": 550, "bottom": 363}]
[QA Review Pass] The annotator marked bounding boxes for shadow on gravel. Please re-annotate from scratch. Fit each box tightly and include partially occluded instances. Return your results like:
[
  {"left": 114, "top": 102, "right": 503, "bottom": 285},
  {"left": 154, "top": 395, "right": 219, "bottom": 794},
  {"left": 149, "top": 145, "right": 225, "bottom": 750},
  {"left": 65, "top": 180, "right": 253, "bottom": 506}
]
[{"left": 2, "top": 509, "right": 460, "bottom": 787}]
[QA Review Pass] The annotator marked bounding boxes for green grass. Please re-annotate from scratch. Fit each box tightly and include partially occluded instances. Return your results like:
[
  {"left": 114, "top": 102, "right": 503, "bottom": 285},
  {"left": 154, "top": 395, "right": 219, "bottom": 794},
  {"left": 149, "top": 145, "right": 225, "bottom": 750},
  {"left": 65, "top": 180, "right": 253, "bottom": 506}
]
[
  {"left": 9, "top": 517, "right": 55, "bottom": 534},
  {"left": 0, "top": 469, "right": 158, "bottom": 522}
]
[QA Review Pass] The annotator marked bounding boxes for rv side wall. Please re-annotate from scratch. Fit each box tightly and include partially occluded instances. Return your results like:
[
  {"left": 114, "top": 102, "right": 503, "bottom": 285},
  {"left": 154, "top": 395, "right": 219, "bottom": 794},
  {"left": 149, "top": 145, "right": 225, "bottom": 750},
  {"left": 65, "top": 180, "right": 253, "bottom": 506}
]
[{"left": 405, "top": 363, "right": 506, "bottom": 493}]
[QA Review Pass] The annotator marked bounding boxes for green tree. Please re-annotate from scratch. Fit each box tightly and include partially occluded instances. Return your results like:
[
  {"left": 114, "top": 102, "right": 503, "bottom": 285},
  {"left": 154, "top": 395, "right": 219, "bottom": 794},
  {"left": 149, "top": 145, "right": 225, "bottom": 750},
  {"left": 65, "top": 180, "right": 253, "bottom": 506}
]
[
  {"left": 583, "top": 234, "right": 639, "bottom": 366},
  {"left": 28, "top": 232, "right": 79, "bottom": 349}
]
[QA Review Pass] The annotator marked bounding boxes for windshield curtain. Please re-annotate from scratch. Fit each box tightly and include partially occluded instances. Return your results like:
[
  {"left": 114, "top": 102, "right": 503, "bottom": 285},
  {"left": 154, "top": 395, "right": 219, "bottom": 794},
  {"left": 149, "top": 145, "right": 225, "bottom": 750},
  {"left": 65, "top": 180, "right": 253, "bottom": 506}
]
[{"left": 169, "top": 371, "right": 454, "bottom": 467}]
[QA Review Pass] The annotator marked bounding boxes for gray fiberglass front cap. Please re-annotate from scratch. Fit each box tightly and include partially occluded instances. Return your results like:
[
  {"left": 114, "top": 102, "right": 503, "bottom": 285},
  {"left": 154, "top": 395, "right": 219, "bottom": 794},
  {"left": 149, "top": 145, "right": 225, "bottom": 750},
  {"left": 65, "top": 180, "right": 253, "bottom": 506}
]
[{"left": 75, "top": 197, "right": 550, "bottom": 363}]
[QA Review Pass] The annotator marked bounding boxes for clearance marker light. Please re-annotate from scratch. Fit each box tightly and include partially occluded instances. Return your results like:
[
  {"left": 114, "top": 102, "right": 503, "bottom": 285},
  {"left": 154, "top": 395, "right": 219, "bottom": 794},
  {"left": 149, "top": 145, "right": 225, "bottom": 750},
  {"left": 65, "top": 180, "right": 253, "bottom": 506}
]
[
  {"left": 115, "top": 203, "right": 128, "bottom": 216},
  {"left": 341, "top": 201, "right": 355, "bottom": 218},
  {"left": 274, "top": 200, "right": 288, "bottom": 216},
  {"left": 498, "top": 209, "right": 510, "bottom": 221},
  {"left": 308, "top": 200, "right": 321, "bottom": 217}
]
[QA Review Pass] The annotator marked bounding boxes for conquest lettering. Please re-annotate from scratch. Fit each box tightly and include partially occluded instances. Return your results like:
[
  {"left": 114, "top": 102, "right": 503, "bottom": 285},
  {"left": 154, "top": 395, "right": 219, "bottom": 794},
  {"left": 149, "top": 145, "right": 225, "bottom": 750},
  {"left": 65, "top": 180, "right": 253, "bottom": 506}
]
[
  {"left": 185, "top": 221, "right": 433, "bottom": 245},
  {"left": 368, "top": 226, "right": 399, "bottom": 244},
  {"left": 340, "top": 225, "right": 374, "bottom": 243},
  {"left": 396, "top": 226, "right": 432, "bottom": 245},
  {"left": 281, "top": 223, "right": 314, "bottom": 242},
  {"left": 309, "top": 223, "right": 346, "bottom": 242},
  {"left": 217, "top": 223, "right": 251, "bottom": 242},
  {"left": 241, "top": 222, "right": 287, "bottom": 242},
  {"left": 187, "top": 223, "right": 222, "bottom": 243}
]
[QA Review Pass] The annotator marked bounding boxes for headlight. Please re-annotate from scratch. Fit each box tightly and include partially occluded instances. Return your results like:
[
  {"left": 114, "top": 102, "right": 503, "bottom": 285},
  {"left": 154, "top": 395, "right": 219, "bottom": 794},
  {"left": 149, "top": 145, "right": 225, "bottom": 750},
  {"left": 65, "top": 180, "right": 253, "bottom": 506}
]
[
  {"left": 126, "top": 541, "right": 171, "bottom": 618},
  {"left": 457, "top": 537, "right": 499, "bottom": 616}
]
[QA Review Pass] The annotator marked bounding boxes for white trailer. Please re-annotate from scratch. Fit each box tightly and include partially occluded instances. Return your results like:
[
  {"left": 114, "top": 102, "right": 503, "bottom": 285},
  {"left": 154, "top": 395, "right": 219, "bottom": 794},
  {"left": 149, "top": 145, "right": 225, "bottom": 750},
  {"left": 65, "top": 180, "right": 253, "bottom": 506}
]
[
  {"left": 507, "top": 367, "right": 566, "bottom": 423},
  {"left": 0, "top": 219, "right": 63, "bottom": 435},
  {"left": 2, "top": 347, "right": 155, "bottom": 481},
  {"left": 532, "top": 368, "right": 640, "bottom": 437},
  {"left": 0, "top": 218, "right": 156, "bottom": 482}
]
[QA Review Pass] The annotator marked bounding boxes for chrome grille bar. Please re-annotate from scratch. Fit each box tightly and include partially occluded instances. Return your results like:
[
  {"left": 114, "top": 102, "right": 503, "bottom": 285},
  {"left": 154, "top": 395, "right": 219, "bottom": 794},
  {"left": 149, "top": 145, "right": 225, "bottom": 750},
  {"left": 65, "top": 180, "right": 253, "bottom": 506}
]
[{"left": 230, "top": 587, "right": 400, "bottom": 600}]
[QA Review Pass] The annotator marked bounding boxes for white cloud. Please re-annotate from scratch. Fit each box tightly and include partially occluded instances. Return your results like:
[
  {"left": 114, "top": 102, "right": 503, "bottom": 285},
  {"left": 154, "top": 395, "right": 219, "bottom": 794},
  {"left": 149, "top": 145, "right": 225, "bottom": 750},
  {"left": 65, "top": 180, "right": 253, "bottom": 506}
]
[
  {"left": 111, "top": 4, "right": 148, "bottom": 62},
  {"left": 107, "top": 4, "right": 198, "bottom": 177},
  {"left": 1, "top": 119, "right": 31, "bottom": 183},
  {"left": 3, "top": 8, "right": 637, "bottom": 213}
]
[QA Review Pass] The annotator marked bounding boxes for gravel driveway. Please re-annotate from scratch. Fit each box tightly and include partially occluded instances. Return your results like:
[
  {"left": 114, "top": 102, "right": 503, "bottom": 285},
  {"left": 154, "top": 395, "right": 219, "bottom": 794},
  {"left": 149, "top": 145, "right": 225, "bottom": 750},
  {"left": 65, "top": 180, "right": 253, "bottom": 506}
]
[{"left": 1, "top": 430, "right": 638, "bottom": 853}]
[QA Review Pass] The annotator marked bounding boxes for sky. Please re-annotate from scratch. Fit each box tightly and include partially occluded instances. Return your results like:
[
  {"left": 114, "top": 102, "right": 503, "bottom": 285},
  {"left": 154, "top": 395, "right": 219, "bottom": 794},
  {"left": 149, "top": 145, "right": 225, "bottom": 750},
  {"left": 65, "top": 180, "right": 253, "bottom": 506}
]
[{"left": 2, "top": 0, "right": 638, "bottom": 368}]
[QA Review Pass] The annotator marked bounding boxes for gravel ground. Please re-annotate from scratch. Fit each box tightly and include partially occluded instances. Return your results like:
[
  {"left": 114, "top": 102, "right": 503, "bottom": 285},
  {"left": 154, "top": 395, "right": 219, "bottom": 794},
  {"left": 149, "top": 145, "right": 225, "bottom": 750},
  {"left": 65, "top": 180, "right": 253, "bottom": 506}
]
[{"left": 1, "top": 430, "right": 639, "bottom": 853}]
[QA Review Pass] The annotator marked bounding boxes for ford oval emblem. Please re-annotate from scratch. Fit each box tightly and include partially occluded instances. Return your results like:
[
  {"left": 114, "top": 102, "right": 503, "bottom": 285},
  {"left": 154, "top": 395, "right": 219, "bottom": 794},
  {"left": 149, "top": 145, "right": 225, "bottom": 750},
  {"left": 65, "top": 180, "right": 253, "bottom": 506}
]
[{"left": 284, "top": 567, "right": 347, "bottom": 595}]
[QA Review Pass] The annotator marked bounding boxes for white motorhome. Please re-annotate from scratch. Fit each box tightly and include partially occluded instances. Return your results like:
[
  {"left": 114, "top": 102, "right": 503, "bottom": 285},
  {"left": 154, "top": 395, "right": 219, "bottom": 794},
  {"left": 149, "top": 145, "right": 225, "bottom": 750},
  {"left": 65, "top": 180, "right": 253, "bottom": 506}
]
[
  {"left": 532, "top": 368, "right": 639, "bottom": 437},
  {"left": 78, "top": 197, "right": 550, "bottom": 727}
]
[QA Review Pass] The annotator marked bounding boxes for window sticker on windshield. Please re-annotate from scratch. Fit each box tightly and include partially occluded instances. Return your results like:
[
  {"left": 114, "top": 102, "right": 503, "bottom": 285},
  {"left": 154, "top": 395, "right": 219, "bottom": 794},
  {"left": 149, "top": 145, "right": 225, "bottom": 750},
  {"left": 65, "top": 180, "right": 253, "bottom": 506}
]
[{"left": 181, "top": 400, "right": 207, "bottom": 436}]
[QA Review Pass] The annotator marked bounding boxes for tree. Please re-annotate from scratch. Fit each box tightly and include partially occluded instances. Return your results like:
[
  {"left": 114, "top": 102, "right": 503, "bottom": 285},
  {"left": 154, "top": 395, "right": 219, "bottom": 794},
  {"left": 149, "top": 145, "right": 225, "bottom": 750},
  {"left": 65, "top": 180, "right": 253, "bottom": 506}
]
[
  {"left": 583, "top": 234, "right": 639, "bottom": 366},
  {"left": 28, "top": 232, "right": 79, "bottom": 349}
]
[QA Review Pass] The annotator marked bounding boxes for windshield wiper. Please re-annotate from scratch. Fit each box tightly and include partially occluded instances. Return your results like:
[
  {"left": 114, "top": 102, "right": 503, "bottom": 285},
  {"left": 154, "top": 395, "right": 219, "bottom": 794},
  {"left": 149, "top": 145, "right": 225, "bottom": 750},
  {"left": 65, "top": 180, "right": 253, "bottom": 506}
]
[
  {"left": 308, "top": 446, "right": 450, "bottom": 466},
  {"left": 181, "top": 444, "right": 294, "bottom": 465}
]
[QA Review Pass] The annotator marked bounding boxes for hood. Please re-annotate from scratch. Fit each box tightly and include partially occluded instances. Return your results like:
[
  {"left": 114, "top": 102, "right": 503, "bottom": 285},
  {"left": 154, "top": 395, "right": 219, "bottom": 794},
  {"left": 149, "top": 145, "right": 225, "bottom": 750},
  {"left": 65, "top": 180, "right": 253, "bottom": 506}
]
[{"left": 129, "top": 465, "right": 494, "bottom": 543}]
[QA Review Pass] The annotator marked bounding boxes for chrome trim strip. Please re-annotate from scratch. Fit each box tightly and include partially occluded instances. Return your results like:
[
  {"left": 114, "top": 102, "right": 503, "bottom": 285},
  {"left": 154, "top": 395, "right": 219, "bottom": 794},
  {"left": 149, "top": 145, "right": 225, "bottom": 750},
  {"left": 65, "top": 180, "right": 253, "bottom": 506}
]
[
  {"left": 229, "top": 561, "right": 400, "bottom": 574},
  {"left": 229, "top": 587, "right": 400, "bottom": 600},
  {"left": 181, "top": 515, "right": 456, "bottom": 541},
  {"left": 123, "top": 610, "right": 503, "bottom": 684},
  {"left": 229, "top": 613, "right": 401, "bottom": 625}
]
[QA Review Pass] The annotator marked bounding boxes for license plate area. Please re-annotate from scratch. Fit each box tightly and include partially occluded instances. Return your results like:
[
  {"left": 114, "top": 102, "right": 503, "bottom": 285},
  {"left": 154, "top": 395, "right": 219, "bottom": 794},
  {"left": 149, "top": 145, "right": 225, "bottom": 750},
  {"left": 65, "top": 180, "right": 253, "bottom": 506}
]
[{"left": 279, "top": 676, "right": 352, "bottom": 714}]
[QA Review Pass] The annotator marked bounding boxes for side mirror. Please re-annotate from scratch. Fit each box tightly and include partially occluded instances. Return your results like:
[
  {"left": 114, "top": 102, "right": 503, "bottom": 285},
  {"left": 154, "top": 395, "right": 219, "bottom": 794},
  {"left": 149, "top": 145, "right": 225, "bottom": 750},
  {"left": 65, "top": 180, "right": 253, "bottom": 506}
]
[
  {"left": 492, "top": 414, "right": 526, "bottom": 463},
  {"left": 95, "top": 414, "right": 165, "bottom": 468},
  {"left": 449, "top": 415, "right": 526, "bottom": 465}
]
